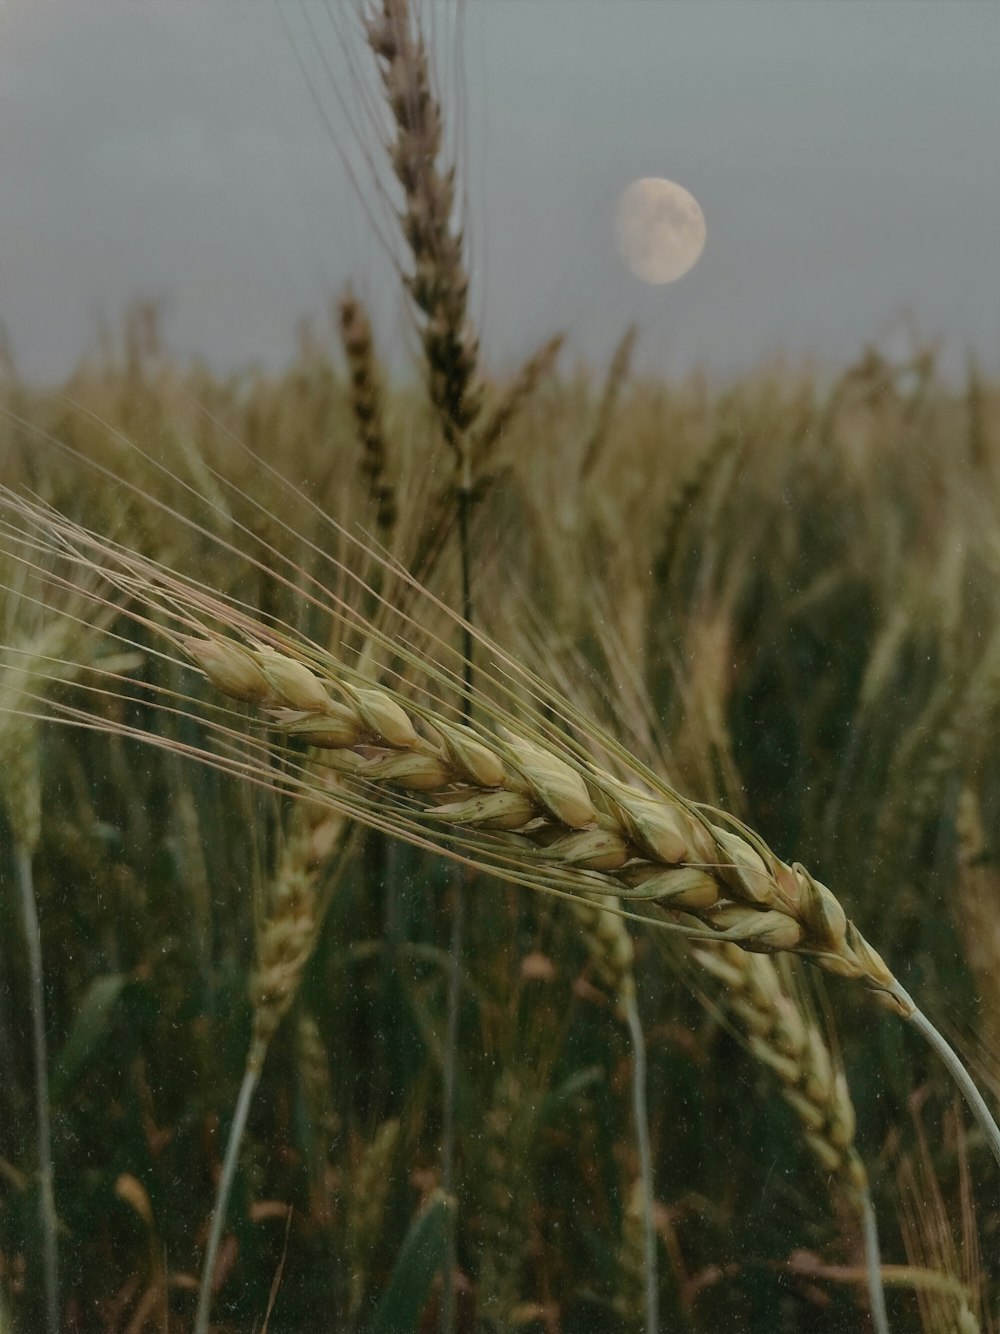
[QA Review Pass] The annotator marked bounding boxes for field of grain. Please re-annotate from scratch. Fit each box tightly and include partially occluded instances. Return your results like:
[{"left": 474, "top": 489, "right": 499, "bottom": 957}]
[{"left": 2, "top": 4, "right": 999, "bottom": 1332}]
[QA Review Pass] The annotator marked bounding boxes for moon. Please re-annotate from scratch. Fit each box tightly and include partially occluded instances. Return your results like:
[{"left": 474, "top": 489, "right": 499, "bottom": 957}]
[{"left": 616, "top": 177, "right": 706, "bottom": 284}]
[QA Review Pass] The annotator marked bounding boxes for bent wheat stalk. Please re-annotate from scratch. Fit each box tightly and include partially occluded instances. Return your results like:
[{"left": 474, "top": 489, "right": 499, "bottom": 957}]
[{"left": 174, "top": 631, "right": 1000, "bottom": 1172}]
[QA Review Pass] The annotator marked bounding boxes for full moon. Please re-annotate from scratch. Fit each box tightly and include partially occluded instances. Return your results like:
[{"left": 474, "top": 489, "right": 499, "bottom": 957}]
[{"left": 615, "top": 177, "right": 706, "bottom": 284}]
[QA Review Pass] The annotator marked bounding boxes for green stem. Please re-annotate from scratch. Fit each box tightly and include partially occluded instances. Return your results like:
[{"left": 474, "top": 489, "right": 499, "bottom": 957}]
[
  {"left": 623, "top": 991, "right": 658, "bottom": 1334},
  {"left": 16, "top": 842, "right": 59, "bottom": 1334},
  {"left": 193, "top": 1045, "right": 265, "bottom": 1334},
  {"left": 0, "top": 1281, "right": 14, "bottom": 1334},
  {"left": 894, "top": 987, "right": 1000, "bottom": 1170},
  {"left": 457, "top": 482, "right": 474, "bottom": 698},
  {"left": 859, "top": 1185, "right": 890, "bottom": 1334},
  {"left": 439, "top": 874, "right": 463, "bottom": 1334},
  {"left": 440, "top": 481, "right": 474, "bottom": 1334}
]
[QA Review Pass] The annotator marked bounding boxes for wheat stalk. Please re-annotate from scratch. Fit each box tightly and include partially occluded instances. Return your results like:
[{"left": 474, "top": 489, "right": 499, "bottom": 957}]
[
  {"left": 193, "top": 779, "right": 350, "bottom": 1334},
  {"left": 0, "top": 562, "right": 129, "bottom": 1334},
  {"left": 363, "top": 20, "right": 484, "bottom": 1322},
  {"left": 164, "top": 619, "right": 1000, "bottom": 1191}
]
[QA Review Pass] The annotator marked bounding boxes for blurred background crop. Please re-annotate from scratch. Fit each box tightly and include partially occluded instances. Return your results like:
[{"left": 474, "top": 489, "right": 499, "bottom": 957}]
[{"left": 1, "top": 4, "right": 999, "bottom": 1332}]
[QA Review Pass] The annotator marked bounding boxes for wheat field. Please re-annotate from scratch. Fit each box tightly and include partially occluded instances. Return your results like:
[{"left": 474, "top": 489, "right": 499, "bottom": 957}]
[{"left": 1, "top": 3, "right": 999, "bottom": 1332}]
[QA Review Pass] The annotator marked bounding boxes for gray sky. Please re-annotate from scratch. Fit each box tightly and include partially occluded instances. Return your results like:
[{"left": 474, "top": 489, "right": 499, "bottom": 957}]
[{"left": 2, "top": 1, "right": 998, "bottom": 382}]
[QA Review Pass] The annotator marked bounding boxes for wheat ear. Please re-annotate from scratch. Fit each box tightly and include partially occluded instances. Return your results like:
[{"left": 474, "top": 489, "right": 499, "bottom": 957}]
[
  {"left": 192, "top": 796, "right": 348, "bottom": 1334},
  {"left": 348, "top": 1118, "right": 401, "bottom": 1321},
  {"left": 184, "top": 636, "right": 904, "bottom": 996},
  {"left": 6, "top": 490, "right": 997, "bottom": 1182},
  {"left": 474, "top": 333, "right": 564, "bottom": 463},
  {"left": 338, "top": 287, "right": 396, "bottom": 536},
  {"left": 581, "top": 322, "right": 637, "bottom": 480},
  {"left": 365, "top": 0, "right": 482, "bottom": 467},
  {"left": 695, "top": 944, "right": 889, "bottom": 1332},
  {"left": 364, "top": 8, "right": 489, "bottom": 1321},
  {"left": 695, "top": 945, "right": 865, "bottom": 1193},
  {"left": 476, "top": 1071, "right": 537, "bottom": 1328}
]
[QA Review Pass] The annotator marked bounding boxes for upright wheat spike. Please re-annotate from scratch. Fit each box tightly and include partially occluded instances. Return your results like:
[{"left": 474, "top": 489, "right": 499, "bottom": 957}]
[
  {"left": 348, "top": 1118, "right": 401, "bottom": 1321},
  {"left": 296, "top": 1012, "right": 340, "bottom": 1226},
  {"left": 475, "top": 1071, "right": 538, "bottom": 1329},
  {"left": 338, "top": 288, "right": 396, "bottom": 536},
  {"left": 251, "top": 800, "right": 347, "bottom": 1056},
  {"left": 615, "top": 1178, "right": 655, "bottom": 1327},
  {"left": 365, "top": 0, "right": 482, "bottom": 469},
  {"left": 192, "top": 791, "right": 349, "bottom": 1334},
  {"left": 656, "top": 426, "right": 744, "bottom": 594},
  {"left": 569, "top": 894, "right": 659, "bottom": 1332},
  {"left": 474, "top": 333, "right": 564, "bottom": 463},
  {"left": 581, "top": 322, "right": 637, "bottom": 480},
  {"left": 364, "top": 10, "right": 485, "bottom": 1326}
]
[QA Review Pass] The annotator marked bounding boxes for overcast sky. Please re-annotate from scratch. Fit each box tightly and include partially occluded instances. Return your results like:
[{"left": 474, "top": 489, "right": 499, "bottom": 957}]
[{"left": 2, "top": 1, "right": 998, "bottom": 382}]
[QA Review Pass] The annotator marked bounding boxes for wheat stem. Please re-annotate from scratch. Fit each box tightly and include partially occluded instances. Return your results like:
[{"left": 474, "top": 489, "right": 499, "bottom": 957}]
[
  {"left": 364, "top": 8, "right": 481, "bottom": 1320},
  {"left": 860, "top": 1185, "right": 891, "bottom": 1334},
  {"left": 623, "top": 990, "right": 658, "bottom": 1334},
  {"left": 440, "top": 862, "right": 464, "bottom": 1334},
  {"left": 15, "top": 841, "right": 59, "bottom": 1334},
  {"left": 193, "top": 1045, "right": 264, "bottom": 1334},
  {"left": 898, "top": 991, "right": 1000, "bottom": 1171}
]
